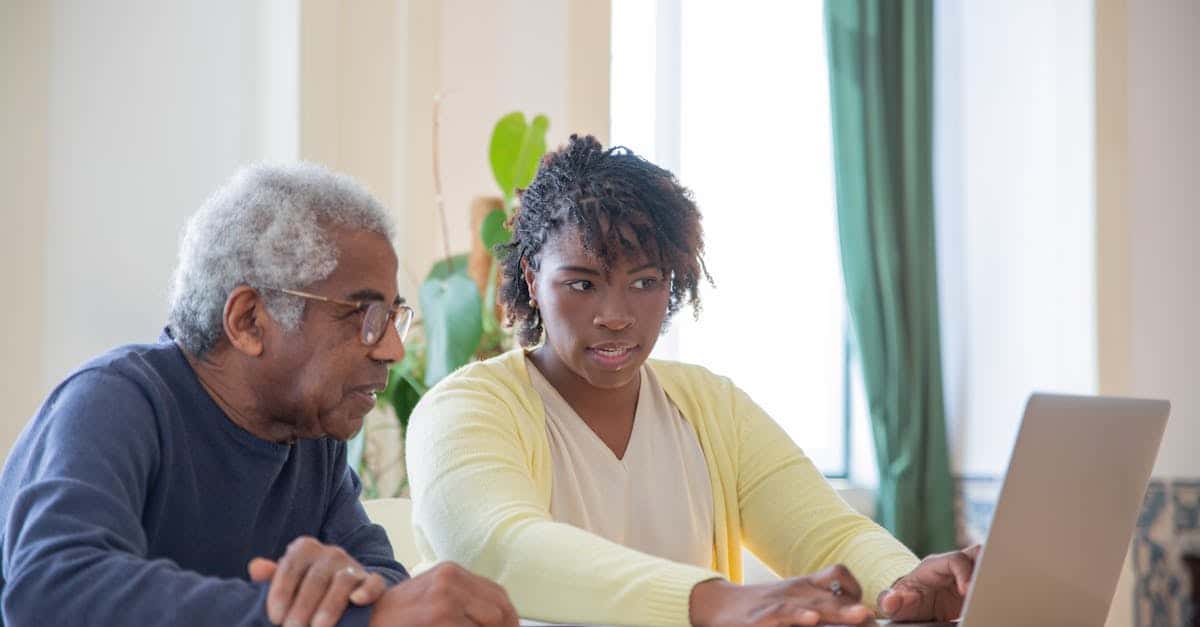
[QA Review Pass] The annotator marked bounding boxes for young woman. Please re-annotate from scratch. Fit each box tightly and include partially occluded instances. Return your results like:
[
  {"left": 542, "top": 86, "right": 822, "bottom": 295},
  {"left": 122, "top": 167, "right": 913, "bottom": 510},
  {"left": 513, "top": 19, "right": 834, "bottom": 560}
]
[{"left": 406, "top": 136, "right": 978, "bottom": 626}]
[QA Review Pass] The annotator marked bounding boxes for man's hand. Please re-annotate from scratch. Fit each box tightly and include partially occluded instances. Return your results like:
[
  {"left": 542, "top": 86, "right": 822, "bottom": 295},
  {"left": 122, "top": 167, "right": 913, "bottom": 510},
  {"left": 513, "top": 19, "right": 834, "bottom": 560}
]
[
  {"left": 688, "top": 564, "right": 875, "bottom": 626},
  {"left": 877, "top": 544, "right": 982, "bottom": 622},
  {"left": 368, "top": 562, "right": 518, "bottom": 627},
  {"left": 249, "top": 536, "right": 388, "bottom": 627}
]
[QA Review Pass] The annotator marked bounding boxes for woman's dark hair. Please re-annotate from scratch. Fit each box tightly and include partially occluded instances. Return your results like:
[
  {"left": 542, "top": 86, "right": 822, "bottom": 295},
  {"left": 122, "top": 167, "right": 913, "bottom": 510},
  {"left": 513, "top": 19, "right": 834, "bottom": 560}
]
[{"left": 497, "top": 134, "right": 710, "bottom": 346}]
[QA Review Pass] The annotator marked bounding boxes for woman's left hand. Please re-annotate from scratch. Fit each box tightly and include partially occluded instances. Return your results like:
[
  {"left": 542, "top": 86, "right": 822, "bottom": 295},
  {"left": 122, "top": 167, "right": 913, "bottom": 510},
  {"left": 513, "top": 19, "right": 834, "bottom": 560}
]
[{"left": 877, "top": 544, "right": 982, "bottom": 622}]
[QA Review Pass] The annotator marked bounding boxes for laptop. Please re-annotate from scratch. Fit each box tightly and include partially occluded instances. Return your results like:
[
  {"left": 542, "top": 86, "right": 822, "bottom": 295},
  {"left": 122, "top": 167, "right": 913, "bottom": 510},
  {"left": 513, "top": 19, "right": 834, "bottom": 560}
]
[{"left": 886, "top": 392, "right": 1170, "bottom": 627}]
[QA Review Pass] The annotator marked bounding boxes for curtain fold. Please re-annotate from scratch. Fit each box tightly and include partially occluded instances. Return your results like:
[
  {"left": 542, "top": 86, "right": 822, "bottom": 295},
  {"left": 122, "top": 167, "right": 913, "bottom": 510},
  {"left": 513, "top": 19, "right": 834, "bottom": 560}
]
[{"left": 824, "top": 0, "right": 956, "bottom": 555}]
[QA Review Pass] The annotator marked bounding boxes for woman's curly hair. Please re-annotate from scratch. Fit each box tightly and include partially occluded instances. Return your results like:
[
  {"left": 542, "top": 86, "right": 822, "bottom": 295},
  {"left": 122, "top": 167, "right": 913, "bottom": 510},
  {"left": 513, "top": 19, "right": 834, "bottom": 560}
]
[{"left": 497, "top": 134, "right": 710, "bottom": 346}]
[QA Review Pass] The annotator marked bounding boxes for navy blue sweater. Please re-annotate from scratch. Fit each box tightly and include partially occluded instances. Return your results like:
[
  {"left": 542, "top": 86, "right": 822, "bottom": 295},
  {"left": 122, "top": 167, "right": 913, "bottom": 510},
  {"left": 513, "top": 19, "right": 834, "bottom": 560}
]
[{"left": 0, "top": 333, "right": 408, "bottom": 626}]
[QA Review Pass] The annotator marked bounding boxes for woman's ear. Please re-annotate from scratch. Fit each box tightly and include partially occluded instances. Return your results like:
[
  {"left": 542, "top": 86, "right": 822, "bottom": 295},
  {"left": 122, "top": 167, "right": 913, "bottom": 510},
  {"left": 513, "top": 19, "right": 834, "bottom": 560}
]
[{"left": 521, "top": 257, "right": 538, "bottom": 303}]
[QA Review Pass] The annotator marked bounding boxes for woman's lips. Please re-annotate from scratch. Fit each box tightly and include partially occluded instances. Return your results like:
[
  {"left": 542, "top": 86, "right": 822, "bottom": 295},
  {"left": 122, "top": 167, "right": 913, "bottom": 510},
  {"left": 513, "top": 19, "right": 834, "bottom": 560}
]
[{"left": 587, "top": 344, "right": 638, "bottom": 369}]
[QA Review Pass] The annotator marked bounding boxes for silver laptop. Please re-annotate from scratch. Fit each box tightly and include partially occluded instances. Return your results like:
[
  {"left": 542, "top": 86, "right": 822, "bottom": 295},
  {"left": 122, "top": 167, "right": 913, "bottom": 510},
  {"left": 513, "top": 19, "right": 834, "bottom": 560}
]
[{"left": 888, "top": 393, "right": 1170, "bottom": 627}]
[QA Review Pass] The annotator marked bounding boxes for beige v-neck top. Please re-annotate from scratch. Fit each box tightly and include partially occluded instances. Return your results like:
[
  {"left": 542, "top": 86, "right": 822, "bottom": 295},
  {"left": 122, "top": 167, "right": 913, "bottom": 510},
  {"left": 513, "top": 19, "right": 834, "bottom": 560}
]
[{"left": 525, "top": 357, "right": 715, "bottom": 568}]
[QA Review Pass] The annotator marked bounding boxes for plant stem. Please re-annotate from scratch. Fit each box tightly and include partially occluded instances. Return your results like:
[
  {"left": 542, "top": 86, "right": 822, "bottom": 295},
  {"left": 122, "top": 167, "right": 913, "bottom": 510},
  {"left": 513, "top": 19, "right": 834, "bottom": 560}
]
[{"left": 433, "top": 92, "right": 453, "bottom": 272}]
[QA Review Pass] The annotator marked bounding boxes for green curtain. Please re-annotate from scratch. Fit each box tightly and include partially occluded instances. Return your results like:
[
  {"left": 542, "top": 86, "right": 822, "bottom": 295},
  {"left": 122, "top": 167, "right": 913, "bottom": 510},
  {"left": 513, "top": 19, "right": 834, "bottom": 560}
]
[{"left": 824, "top": 0, "right": 955, "bottom": 555}]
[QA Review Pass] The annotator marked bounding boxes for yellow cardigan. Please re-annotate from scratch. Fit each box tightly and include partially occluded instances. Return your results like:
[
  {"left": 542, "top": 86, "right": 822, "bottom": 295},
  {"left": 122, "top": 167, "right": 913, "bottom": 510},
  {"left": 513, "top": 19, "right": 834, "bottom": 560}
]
[{"left": 406, "top": 349, "right": 918, "bottom": 626}]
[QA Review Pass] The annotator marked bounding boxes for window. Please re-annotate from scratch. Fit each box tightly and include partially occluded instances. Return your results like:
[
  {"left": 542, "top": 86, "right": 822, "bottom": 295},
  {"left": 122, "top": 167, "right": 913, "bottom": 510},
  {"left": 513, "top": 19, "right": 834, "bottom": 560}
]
[{"left": 611, "top": 0, "right": 874, "bottom": 481}]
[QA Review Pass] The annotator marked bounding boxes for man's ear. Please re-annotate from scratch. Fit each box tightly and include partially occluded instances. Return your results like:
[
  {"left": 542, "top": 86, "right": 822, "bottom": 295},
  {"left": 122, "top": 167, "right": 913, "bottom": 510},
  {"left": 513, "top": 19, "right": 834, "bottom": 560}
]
[{"left": 222, "top": 286, "right": 267, "bottom": 357}]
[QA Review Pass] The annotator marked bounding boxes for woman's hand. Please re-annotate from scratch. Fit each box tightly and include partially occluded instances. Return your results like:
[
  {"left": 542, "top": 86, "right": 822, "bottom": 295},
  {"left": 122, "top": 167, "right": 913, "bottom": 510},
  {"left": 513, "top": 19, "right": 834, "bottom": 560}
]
[
  {"left": 688, "top": 564, "right": 875, "bottom": 626},
  {"left": 877, "top": 544, "right": 982, "bottom": 622}
]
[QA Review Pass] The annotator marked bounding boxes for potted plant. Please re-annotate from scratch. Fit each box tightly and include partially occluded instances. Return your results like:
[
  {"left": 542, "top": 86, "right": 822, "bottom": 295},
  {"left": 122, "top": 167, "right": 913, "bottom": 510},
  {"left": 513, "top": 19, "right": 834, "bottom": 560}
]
[{"left": 350, "top": 111, "right": 550, "bottom": 498}]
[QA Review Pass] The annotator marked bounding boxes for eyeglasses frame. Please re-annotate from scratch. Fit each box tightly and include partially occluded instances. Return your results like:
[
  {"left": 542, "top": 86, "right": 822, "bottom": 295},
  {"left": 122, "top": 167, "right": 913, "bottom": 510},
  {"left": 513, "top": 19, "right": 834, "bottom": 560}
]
[{"left": 262, "top": 286, "right": 414, "bottom": 346}]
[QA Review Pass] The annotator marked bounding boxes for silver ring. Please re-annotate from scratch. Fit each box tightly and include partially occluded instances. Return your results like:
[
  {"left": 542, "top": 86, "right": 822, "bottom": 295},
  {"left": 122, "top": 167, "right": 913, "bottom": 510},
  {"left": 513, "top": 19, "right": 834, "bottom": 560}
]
[
  {"left": 829, "top": 580, "right": 843, "bottom": 596},
  {"left": 343, "top": 566, "right": 363, "bottom": 578}
]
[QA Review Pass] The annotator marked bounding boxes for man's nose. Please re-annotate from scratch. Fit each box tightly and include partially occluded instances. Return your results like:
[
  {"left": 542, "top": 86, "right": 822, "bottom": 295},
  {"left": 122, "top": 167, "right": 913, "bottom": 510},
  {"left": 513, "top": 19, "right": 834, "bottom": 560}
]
[{"left": 369, "top": 320, "right": 406, "bottom": 364}]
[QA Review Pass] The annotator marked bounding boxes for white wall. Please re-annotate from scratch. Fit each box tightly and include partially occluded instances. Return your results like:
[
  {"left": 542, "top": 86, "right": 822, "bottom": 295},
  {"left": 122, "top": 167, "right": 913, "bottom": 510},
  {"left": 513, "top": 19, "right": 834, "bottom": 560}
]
[
  {"left": 0, "top": 1, "right": 51, "bottom": 461},
  {"left": 40, "top": 1, "right": 271, "bottom": 390},
  {"left": 433, "top": 0, "right": 608, "bottom": 263},
  {"left": 942, "top": 0, "right": 1199, "bottom": 480},
  {"left": 939, "top": 0, "right": 1200, "bottom": 621},
  {"left": 0, "top": 1, "right": 288, "bottom": 459},
  {"left": 1095, "top": 3, "right": 1136, "bottom": 624},
  {"left": 385, "top": 0, "right": 610, "bottom": 299},
  {"left": 1095, "top": 2, "right": 1200, "bottom": 625},
  {"left": 1125, "top": 0, "right": 1200, "bottom": 479},
  {"left": 438, "top": 0, "right": 568, "bottom": 253},
  {"left": 0, "top": 0, "right": 610, "bottom": 459},
  {"left": 937, "top": 0, "right": 1098, "bottom": 476}
]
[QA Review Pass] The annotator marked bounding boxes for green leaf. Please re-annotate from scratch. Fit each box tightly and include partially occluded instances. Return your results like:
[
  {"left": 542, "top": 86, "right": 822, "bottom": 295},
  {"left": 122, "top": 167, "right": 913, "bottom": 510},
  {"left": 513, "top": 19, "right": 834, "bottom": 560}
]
[
  {"left": 512, "top": 114, "right": 550, "bottom": 191},
  {"left": 427, "top": 253, "right": 470, "bottom": 281},
  {"left": 376, "top": 350, "right": 429, "bottom": 436},
  {"left": 480, "top": 256, "right": 502, "bottom": 338},
  {"left": 480, "top": 209, "right": 512, "bottom": 251},
  {"left": 388, "top": 373, "right": 425, "bottom": 433},
  {"left": 489, "top": 112, "right": 525, "bottom": 199},
  {"left": 390, "top": 349, "right": 429, "bottom": 395},
  {"left": 489, "top": 112, "right": 550, "bottom": 201},
  {"left": 419, "top": 272, "right": 483, "bottom": 388}
]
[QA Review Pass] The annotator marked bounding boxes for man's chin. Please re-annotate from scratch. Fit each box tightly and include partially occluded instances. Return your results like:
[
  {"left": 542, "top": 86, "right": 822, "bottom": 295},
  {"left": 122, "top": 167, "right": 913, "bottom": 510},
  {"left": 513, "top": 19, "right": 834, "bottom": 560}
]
[{"left": 323, "top": 412, "right": 367, "bottom": 442}]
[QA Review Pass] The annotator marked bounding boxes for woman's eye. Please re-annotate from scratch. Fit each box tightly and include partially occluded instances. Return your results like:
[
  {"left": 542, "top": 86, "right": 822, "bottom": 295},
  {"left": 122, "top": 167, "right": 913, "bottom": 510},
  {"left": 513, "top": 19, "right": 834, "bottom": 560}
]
[
  {"left": 632, "top": 277, "right": 658, "bottom": 289},
  {"left": 565, "top": 280, "right": 594, "bottom": 292}
]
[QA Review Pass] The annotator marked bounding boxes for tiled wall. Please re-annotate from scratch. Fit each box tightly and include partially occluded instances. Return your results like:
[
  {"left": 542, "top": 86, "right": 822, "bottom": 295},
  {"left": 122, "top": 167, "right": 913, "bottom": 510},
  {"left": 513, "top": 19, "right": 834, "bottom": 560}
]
[
  {"left": 1134, "top": 480, "right": 1200, "bottom": 627},
  {"left": 955, "top": 476, "right": 1001, "bottom": 547}
]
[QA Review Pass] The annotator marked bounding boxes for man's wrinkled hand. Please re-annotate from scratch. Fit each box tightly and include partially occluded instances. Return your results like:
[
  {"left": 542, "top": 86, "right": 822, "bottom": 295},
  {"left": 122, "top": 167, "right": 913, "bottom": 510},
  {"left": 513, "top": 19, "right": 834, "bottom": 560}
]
[
  {"left": 249, "top": 535, "right": 388, "bottom": 627},
  {"left": 877, "top": 544, "right": 982, "bottom": 622},
  {"left": 368, "top": 562, "right": 518, "bottom": 627}
]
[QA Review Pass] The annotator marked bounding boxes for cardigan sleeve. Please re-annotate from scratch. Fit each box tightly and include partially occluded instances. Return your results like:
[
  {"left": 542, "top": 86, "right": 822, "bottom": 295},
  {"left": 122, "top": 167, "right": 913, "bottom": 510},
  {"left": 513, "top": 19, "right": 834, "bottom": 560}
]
[
  {"left": 405, "top": 369, "right": 721, "bottom": 627},
  {"left": 730, "top": 381, "right": 920, "bottom": 608}
]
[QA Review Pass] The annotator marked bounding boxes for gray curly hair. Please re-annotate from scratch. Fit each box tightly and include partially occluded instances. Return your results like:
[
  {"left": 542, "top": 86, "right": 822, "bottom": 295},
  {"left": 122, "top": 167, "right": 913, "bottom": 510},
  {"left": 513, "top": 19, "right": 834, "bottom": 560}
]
[{"left": 167, "top": 162, "right": 395, "bottom": 356}]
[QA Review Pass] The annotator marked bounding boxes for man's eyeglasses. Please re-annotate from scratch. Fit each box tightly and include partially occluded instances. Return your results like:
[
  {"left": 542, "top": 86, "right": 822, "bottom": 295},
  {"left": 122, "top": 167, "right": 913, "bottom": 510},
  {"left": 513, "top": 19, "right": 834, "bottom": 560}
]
[{"left": 263, "top": 287, "right": 414, "bottom": 346}]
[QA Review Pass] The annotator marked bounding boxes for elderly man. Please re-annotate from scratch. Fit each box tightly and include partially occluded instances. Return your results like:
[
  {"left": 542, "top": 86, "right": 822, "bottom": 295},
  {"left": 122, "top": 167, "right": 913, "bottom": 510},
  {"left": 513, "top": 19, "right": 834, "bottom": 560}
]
[{"left": 0, "top": 164, "right": 516, "bottom": 627}]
